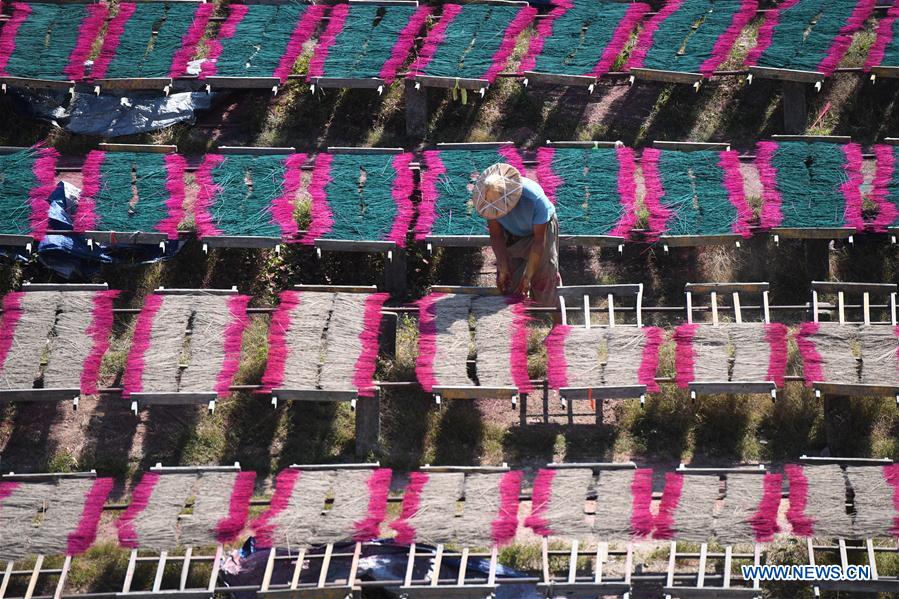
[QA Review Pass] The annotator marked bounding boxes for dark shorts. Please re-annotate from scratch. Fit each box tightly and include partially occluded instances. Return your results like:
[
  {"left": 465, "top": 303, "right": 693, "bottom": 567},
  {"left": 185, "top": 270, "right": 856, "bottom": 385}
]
[{"left": 504, "top": 215, "right": 561, "bottom": 307}]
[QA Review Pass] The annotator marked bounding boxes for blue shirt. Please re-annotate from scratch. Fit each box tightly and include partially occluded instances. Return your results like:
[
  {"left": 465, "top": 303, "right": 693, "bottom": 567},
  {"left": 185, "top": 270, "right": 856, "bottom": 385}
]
[{"left": 497, "top": 177, "right": 555, "bottom": 237}]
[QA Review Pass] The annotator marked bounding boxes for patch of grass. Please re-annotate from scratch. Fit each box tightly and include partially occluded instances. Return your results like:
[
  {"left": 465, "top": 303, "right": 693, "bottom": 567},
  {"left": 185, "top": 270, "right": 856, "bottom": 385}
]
[{"left": 47, "top": 450, "right": 79, "bottom": 473}]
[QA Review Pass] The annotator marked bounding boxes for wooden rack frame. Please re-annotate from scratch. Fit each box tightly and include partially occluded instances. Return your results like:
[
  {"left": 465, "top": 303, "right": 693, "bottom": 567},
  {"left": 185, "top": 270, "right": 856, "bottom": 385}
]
[
  {"left": 809, "top": 281, "right": 899, "bottom": 401},
  {"left": 0, "top": 283, "right": 110, "bottom": 407},
  {"left": 650, "top": 141, "right": 745, "bottom": 250},
  {"left": 127, "top": 287, "right": 238, "bottom": 413},
  {"left": 798, "top": 456, "right": 899, "bottom": 596},
  {"left": 536, "top": 462, "right": 635, "bottom": 597},
  {"left": 684, "top": 281, "right": 777, "bottom": 400},
  {"left": 0, "top": 471, "right": 98, "bottom": 599},
  {"left": 425, "top": 285, "right": 521, "bottom": 403},
  {"left": 662, "top": 465, "right": 767, "bottom": 599},
  {"left": 555, "top": 284, "right": 646, "bottom": 407}
]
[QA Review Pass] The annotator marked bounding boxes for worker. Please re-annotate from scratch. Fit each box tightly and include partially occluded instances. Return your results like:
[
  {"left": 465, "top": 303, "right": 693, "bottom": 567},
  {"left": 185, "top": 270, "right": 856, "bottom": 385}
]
[{"left": 473, "top": 162, "right": 561, "bottom": 307}]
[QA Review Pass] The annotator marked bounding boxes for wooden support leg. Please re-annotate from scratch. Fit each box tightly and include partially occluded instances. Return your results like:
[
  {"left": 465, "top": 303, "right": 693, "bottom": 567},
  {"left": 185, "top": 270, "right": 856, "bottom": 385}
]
[
  {"left": 519, "top": 392, "right": 527, "bottom": 427},
  {"left": 384, "top": 247, "right": 407, "bottom": 297},
  {"left": 54, "top": 556, "right": 71, "bottom": 599},
  {"left": 431, "top": 545, "right": 443, "bottom": 586},
  {"left": 0, "top": 562, "right": 13, "bottom": 599},
  {"left": 541, "top": 537, "right": 550, "bottom": 584},
  {"left": 457, "top": 547, "right": 469, "bottom": 586},
  {"left": 261, "top": 548, "right": 277, "bottom": 593},
  {"left": 403, "top": 544, "right": 416, "bottom": 587},
  {"left": 804, "top": 239, "right": 830, "bottom": 282},
  {"left": 289, "top": 548, "right": 306, "bottom": 590},
  {"left": 542, "top": 380, "right": 549, "bottom": 424},
  {"left": 355, "top": 392, "right": 380, "bottom": 457},
  {"left": 122, "top": 550, "right": 137, "bottom": 593},
  {"left": 405, "top": 79, "right": 428, "bottom": 138},
  {"left": 317, "top": 544, "right": 333, "bottom": 588},
  {"left": 782, "top": 81, "right": 808, "bottom": 134},
  {"left": 208, "top": 545, "right": 223, "bottom": 592},
  {"left": 24, "top": 555, "right": 43, "bottom": 599},
  {"left": 823, "top": 394, "right": 852, "bottom": 456},
  {"left": 665, "top": 542, "right": 676, "bottom": 599},
  {"left": 347, "top": 543, "right": 362, "bottom": 589},
  {"left": 379, "top": 311, "right": 397, "bottom": 360},
  {"left": 152, "top": 551, "right": 167, "bottom": 592},
  {"left": 179, "top": 548, "right": 192, "bottom": 591}
]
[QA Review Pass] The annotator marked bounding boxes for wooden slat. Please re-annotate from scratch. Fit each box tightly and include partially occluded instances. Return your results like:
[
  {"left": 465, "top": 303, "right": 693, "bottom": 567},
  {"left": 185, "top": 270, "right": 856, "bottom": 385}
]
[
  {"left": 326, "top": 147, "right": 404, "bottom": 155},
  {"left": 289, "top": 548, "right": 305, "bottom": 590},
  {"left": 685, "top": 282, "right": 769, "bottom": 294},
  {"left": 154, "top": 288, "right": 238, "bottom": 296},
  {"left": 179, "top": 548, "right": 192, "bottom": 591},
  {"left": 661, "top": 234, "right": 742, "bottom": 247},
  {"left": 92, "top": 78, "right": 171, "bottom": 91},
  {"left": 130, "top": 392, "right": 218, "bottom": 406},
  {"left": 54, "top": 556, "right": 71, "bottom": 599},
  {"left": 98, "top": 143, "right": 177, "bottom": 154},
  {"left": 653, "top": 141, "right": 730, "bottom": 151},
  {"left": 0, "top": 389, "right": 82, "bottom": 403},
  {"left": 412, "top": 75, "right": 489, "bottom": 89},
  {"left": 688, "top": 381, "right": 777, "bottom": 394},
  {"left": 425, "top": 235, "right": 490, "bottom": 247},
  {"left": 24, "top": 556, "right": 43, "bottom": 599},
  {"left": 749, "top": 66, "right": 824, "bottom": 83},
  {"left": 207, "top": 545, "right": 223, "bottom": 592},
  {"left": 558, "top": 235, "right": 624, "bottom": 247},
  {"left": 202, "top": 77, "right": 280, "bottom": 89},
  {"left": 630, "top": 67, "right": 702, "bottom": 85},
  {"left": 23, "top": 283, "right": 109, "bottom": 291},
  {"left": 152, "top": 551, "right": 167, "bottom": 592},
  {"left": 811, "top": 281, "right": 897, "bottom": 294},
  {"left": 2, "top": 77, "right": 74, "bottom": 91},
  {"left": 813, "top": 382, "right": 899, "bottom": 397},
  {"left": 429, "top": 285, "right": 502, "bottom": 295},
  {"left": 122, "top": 550, "right": 138, "bottom": 593},
  {"left": 317, "top": 543, "right": 333, "bottom": 587},
  {"left": 522, "top": 71, "right": 596, "bottom": 86},
  {"left": 557, "top": 284, "right": 642, "bottom": 298},
  {"left": 217, "top": 146, "right": 296, "bottom": 155},
  {"left": 349, "top": 0, "right": 419, "bottom": 6},
  {"left": 431, "top": 386, "right": 518, "bottom": 399},
  {"left": 292, "top": 284, "right": 378, "bottom": 293},
  {"left": 271, "top": 388, "right": 358, "bottom": 402},
  {"left": 431, "top": 545, "right": 443, "bottom": 586},
  {"left": 770, "top": 227, "right": 854, "bottom": 239},
  {"left": 0, "top": 562, "right": 14, "bottom": 599},
  {"left": 309, "top": 77, "right": 386, "bottom": 89},
  {"left": 260, "top": 548, "right": 277, "bottom": 592},
  {"left": 435, "top": 141, "right": 514, "bottom": 150},
  {"left": 546, "top": 140, "right": 621, "bottom": 148},
  {"left": 203, "top": 236, "right": 281, "bottom": 249},
  {"left": 559, "top": 385, "right": 646, "bottom": 400},
  {"left": 771, "top": 134, "right": 851, "bottom": 143},
  {"left": 457, "top": 547, "right": 469, "bottom": 585},
  {"left": 314, "top": 239, "right": 396, "bottom": 253},
  {"left": 84, "top": 231, "right": 169, "bottom": 245},
  {"left": 871, "top": 66, "right": 899, "bottom": 79}
]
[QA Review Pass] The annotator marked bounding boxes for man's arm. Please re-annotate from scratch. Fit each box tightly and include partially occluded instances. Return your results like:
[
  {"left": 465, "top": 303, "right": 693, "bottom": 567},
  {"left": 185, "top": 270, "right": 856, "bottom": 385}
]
[
  {"left": 516, "top": 221, "right": 547, "bottom": 295},
  {"left": 488, "top": 219, "right": 512, "bottom": 293}
]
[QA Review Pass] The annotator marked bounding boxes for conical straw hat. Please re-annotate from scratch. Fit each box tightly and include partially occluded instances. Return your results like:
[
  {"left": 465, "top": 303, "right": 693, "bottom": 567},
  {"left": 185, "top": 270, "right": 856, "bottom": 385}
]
[{"left": 473, "top": 163, "right": 522, "bottom": 219}]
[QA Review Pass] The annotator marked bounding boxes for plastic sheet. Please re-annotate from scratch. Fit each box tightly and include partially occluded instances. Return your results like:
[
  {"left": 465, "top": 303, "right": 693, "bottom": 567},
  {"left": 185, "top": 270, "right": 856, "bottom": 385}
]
[{"left": 8, "top": 87, "right": 214, "bottom": 137}]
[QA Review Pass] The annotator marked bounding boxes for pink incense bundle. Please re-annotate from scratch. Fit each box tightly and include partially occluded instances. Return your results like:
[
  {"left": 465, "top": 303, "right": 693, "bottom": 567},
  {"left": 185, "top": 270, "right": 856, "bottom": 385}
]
[{"left": 253, "top": 468, "right": 393, "bottom": 548}]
